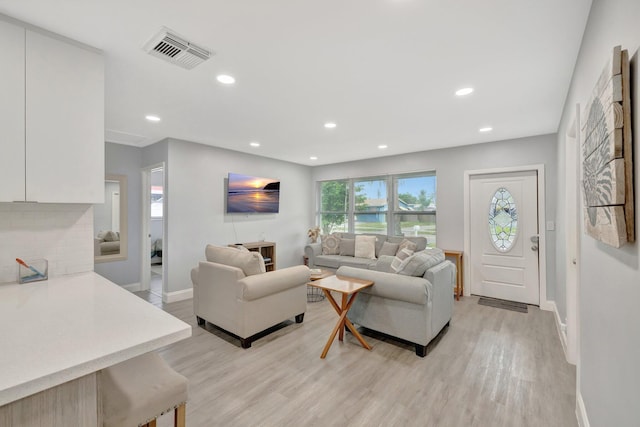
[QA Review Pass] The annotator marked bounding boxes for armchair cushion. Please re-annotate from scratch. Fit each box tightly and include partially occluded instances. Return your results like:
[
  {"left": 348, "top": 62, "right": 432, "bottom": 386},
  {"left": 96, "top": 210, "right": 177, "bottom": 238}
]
[{"left": 205, "top": 245, "right": 265, "bottom": 276}]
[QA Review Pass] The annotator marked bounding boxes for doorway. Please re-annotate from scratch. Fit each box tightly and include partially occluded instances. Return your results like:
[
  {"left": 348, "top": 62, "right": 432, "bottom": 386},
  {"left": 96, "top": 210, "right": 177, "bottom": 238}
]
[
  {"left": 141, "top": 164, "right": 165, "bottom": 297},
  {"left": 464, "top": 166, "right": 547, "bottom": 306}
]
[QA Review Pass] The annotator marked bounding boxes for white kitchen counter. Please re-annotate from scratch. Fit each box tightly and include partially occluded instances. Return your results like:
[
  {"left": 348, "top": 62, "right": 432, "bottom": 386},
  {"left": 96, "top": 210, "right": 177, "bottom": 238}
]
[{"left": 0, "top": 272, "right": 191, "bottom": 407}]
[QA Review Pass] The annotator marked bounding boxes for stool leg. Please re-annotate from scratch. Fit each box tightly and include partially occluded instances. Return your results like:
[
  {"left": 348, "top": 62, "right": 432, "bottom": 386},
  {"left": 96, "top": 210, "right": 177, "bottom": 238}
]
[{"left": 175, "top": 403, "right": 186, "bottom": 427}]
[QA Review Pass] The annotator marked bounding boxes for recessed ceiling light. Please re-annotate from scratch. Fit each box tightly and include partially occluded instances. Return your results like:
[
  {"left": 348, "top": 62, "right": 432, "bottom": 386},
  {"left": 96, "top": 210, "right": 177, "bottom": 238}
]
[
  {"left": 216, "top": 74, "right": 236, "bottom": 85},
  {"left": 479, "top": 127, "right": 493, "bottom": 132},
  {"left": 324, "top": 122, "right": 337, "bottom": 129},
  {"left": 249, "top": 141, "right": 260, "bottom": 147},
  {"left": 310, "top": 156, "right": 318, "bottom": 160},
  {"left": 455, "top": 87, "right": 474, "bottom": 96},
  {"left": 145, "top": 115, "right": 161, "bottom": 122},
  {"left": 378, "top": 144, "right": 388, "bottom": 149}
]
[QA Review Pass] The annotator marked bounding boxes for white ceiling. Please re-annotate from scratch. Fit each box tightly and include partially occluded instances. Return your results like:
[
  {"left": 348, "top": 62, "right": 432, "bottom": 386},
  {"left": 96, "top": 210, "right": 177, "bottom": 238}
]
[{"left": 0, "top": 0, "right": 592, "bottom": 166}]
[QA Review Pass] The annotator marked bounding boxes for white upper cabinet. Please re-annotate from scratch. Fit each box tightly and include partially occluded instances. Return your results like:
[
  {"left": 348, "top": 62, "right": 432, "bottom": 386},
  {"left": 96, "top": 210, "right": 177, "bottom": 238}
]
[
  {"left": 25, "top": 30, "right": 104, "bottom": 203},
  {"left": 0, "top": 15, "right": 104, "bottom": 203},
  {"left": 0, "top": 20, "right": 26, "bottom": 202}
]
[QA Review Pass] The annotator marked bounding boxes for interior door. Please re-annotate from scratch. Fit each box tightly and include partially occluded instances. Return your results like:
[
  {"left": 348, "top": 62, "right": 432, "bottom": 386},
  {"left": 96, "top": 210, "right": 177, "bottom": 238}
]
[{"left": 470, "top": 170, "right": 540, "bottom": 305}]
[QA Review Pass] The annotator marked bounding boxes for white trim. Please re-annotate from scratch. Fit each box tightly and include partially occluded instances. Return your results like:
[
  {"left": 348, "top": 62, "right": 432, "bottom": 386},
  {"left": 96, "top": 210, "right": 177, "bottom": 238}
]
[
  {"left": 121, "top": 282, "right": 142, "bottom": 292},
  {"left": 463, "top": 164, "right": 548, "bottom": 308},
  {"left": 576, "top": 391, "right": 590, "bottom": 427},
  {"left": 141, "top": 162, "right": 166, "bottom": 294},
  {"left": 163, "top": 288, "right": 192, "bottom": 303},
  {"left": 550, "top": 300, "right": 569, "bottom": 360}
]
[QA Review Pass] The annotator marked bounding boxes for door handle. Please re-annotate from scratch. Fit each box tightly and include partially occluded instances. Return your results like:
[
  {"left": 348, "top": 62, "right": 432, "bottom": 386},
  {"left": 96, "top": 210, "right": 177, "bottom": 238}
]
[
  {"left": 531, "top": 245, "right": 539, "bottom": 251},
  {"left": 530, "top": 235, "right": 539, "bottom": 243}
]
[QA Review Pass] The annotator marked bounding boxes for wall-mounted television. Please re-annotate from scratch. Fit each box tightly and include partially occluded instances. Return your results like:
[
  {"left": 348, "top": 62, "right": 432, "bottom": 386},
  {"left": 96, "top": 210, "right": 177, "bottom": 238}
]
[{"left": 227, "top": 173, "right": 280, "bottom": 213}]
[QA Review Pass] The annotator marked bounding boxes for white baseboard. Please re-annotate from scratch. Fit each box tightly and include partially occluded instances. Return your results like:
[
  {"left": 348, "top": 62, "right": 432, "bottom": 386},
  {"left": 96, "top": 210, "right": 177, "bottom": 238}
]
[
  {"left": 549, "top": 300, "right": 568, "bottom": 360},
  {"left": 163, "top": 288, "right": 193, "bottom": 303},
  {"left": 576, "top": 391, "right": 590, "bottom": 427},
  {"left": 539, "top": 299, "right": 554, "bottom": 311},
  {"left": 122, "top": 282, "right": 142, "bottom": 292}
]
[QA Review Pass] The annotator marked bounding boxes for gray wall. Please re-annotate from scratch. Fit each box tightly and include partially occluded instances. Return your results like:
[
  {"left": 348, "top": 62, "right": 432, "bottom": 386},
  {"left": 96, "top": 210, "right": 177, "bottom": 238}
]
[
  {"left": 93, "top": 181, "right": 119, "bottom": 233},
  {"left": 94, "top": 143, "right": 143, "bottom": 285},
  {"left": 163, "top": 138, "right": 312, "bottom": 293},
  {"left": 311, "top": 134, "right": 558, "bottom": 299},
  {"left": 556, "top": 0, "right": 640, "bottom": 425}
]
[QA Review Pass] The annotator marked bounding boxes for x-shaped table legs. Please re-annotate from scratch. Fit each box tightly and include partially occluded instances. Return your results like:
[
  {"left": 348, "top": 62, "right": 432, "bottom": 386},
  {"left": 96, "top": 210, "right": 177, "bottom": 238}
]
[{"left": 320, "top": 289, "right": 372, "bottom": 359}]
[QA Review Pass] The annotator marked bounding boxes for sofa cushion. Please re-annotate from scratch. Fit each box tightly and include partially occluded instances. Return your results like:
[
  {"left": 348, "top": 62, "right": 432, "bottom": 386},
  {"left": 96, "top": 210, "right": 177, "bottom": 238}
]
[
  {"left": 321, "top": 234, "right": 341, "bottom": 255},
  {"left": 379, "top": 241, "right": 399, "bottom": 256},
  {"left": 397, "top": 239, "right": 418, "bottom": 254},
  {"left": 205, "top": 245, "right": 266, "bottom": 276},
  {"left": 354, "top": 235, "right": 376, "bottom": 259},
  {"left": 314, "top": 255, "right": 344, "bottom": 269},
  {"left": 339, "top": 238, "right": 355, "bottom": 256},
  {"left": 391, "top": 248, "right": 414, "bottom": 272},
  {"left": 397, "top": 248, "right": 446, "bottom": 277},
  {"left": 340, "top": 256, "right": 377, "bottom": 269}
]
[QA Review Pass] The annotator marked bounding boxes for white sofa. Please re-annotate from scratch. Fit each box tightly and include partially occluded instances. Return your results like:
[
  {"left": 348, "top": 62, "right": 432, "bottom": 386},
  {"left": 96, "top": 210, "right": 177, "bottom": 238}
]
[{"left": 191, "top": 245, "right": 310, "bottom": 348}]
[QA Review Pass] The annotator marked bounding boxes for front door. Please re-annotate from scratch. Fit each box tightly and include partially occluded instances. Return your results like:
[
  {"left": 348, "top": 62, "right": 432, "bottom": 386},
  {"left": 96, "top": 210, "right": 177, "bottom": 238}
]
[{"left": 469, "top": 170, "right": 540, "bottom": 305}]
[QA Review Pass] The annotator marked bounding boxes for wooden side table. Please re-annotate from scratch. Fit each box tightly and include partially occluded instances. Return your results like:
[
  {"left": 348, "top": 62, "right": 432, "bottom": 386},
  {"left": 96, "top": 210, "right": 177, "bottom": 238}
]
[
  {"left": 307, "top": 275, "right": 374, "bottom": 358},
  {"left": 444, "top": 250, "right": 463, "bottom": 301}
]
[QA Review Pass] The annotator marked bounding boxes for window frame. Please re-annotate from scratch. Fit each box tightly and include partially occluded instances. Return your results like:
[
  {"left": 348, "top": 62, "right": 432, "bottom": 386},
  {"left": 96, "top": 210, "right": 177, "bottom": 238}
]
[{"left": 316, "top": 171, "right": 436, "bottom": 242}]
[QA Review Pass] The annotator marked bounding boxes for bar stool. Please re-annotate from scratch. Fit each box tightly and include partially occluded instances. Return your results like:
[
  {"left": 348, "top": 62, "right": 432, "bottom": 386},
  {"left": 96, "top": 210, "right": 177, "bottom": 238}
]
[{"left": 100, "top": 352, "right": 188, "bottom": 427}]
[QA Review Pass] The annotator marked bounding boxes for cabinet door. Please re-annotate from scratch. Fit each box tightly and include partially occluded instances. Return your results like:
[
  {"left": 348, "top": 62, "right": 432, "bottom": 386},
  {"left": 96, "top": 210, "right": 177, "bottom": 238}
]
[
  {"left": 0, "top": 20, "right": 26, "bottom": 202},
  {"left": 25, "top": 30, "right": 104, "bottom": 203}
]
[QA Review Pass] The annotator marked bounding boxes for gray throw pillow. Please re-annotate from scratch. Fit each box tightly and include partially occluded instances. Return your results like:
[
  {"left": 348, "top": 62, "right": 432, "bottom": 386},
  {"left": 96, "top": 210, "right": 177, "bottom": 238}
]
[
  {"left": 397, "top": 239, "right": 417, "bottom": 254},
  {"left": 391, "top": 248, "right": 414, "bottom": 272},
  {"left": 339, "top": 238, "right": 355, "bottom": 256},
  {"left": 396, "top": 248, "right": 446, "bottom": 277},
  {"left": 379, "top": 241, "right": 399, "bottom": 256},
  {"left": 321, "top": 233, "right": 341, "bottom": 255}
]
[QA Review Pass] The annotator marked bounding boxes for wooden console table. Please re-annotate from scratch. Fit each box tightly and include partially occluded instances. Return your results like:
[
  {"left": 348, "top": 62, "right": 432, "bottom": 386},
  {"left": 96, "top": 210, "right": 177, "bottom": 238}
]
[
  {"left": 230, "top": 241, "right": 276, "bottom": 271},
  {"left": 444, "top": 250, "right": 463, "bottom": 300}
]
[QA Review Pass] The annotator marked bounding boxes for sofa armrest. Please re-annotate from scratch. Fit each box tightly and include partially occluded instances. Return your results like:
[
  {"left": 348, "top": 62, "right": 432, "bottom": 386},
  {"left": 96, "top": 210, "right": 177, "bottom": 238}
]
[
  {"left": 304, "top": 243, "right": 322, "bottom": 267},
  {"left": 336, "top": 266, "right": 429, "bottom": 305},
  {"left": 238, "top": 265, "right": 311, "bottom": 301},
  {"left": 425, "top": 260, "right": 455, "bottom": 332}
]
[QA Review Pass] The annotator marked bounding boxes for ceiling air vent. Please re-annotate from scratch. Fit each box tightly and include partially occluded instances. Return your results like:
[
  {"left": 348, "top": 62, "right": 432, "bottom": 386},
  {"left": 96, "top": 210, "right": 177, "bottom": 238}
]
[{"left": 143, "top": 27, "right": 213, "bottom": 70}]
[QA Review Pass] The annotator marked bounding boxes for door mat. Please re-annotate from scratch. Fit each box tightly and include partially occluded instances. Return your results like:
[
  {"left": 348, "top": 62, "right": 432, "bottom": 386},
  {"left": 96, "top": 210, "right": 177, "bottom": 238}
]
[{"left": 478, "top": 297, "right": 528, "bottom": 313}]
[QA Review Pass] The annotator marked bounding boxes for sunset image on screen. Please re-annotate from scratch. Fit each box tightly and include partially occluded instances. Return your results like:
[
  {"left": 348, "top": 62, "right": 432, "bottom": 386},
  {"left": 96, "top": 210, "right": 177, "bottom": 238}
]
[{"left": 227, "top": 173, "right": 280, "bottom": 213}]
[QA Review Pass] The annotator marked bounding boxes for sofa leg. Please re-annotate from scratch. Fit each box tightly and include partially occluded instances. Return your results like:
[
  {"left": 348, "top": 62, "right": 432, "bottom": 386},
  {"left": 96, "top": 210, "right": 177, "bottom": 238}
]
[
  {"left": 196, "top": 316, "right": 205, "bottom": 326},
  {"left": 295, "top": 313, "right": 305, "bottom": 323},
  {"left": 240, "top": 337, "right": 252, "bottom": 349},
  {"left": 415, "top": 344, "right": 428, "bottom": 357}
]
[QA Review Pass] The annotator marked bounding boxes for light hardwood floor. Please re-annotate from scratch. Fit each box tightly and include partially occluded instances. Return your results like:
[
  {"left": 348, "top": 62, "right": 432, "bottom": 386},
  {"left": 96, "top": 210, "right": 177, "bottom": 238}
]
[{"left": 134, "top": 291, "right": 577, "bottom": 427}]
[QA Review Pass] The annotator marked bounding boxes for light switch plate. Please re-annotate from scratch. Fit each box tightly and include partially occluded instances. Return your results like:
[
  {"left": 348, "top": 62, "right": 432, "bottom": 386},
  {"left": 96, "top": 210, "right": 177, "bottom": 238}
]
[{"left": 546, "top": 221, "right": 555, "bottom": 231}]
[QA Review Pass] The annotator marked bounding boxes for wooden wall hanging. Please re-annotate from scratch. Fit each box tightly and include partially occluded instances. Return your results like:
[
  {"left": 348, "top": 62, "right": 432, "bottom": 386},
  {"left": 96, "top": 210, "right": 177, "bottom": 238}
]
[{"left": 581, "top": 45, "right": 634, "bottom": 248}]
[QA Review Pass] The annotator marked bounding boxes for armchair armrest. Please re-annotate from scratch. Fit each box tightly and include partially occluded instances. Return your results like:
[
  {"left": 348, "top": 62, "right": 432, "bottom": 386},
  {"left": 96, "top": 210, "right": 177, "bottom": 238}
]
[
  {"left": 238, "top": 265, "right": 311, "bottom": 301},
  {"left": 304, "top": 243, "right": 322, "bottom": 267}
]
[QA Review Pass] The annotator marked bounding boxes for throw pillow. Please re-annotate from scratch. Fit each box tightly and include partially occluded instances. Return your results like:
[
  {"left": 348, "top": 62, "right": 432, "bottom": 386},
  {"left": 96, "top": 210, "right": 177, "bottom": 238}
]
[
  {"left": 379, "top": 241, "right": 400, "bottom": 257},
  {"left": 321, "top": 233, "right": 341, "bottom": 255},
  {"left": 396, "top": 248, "right": 446, "bottom": 277},
  {"left": 354, "top": 235, "right": 377, "bottom": 259},
  {"left": 339, "top": 238, "right": 356, "bottom": 256},
  {"left": 397, "top": 239, "right": 417, "bottom": 254},
  {"left": 391, "top": 248, "right": 414, "bottom": 272}
]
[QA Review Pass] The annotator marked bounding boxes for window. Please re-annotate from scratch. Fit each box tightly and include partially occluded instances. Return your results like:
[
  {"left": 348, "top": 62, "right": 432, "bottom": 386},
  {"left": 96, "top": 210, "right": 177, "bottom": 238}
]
[
  {"left": 489, "top": 187, "right": 518, "bottom": 252},
  {"left": 354, "top": 178, "right": 387, "bottom": 234},
  {"left": 317, "top": 172, "right": 436, "bottom": 245},
  {"left": 151, "top": 186, "right": 163, "bottom": 218},
  {"left": 393, "top": 174, "right": 436, "bottom": 247},
  {"left": 319, "top": 180, "right": 349, "bottom": 234}
]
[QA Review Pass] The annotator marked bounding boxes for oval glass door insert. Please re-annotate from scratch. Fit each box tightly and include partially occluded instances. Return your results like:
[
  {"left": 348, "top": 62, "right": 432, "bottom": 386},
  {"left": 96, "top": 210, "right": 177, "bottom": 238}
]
[{"left": 489, "top": 187, "right": 518, "bottom": 252}]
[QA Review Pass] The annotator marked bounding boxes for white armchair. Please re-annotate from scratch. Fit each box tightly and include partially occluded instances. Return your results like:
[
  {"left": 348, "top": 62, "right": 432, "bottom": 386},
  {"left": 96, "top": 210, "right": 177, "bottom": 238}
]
[{"left": 191, "top": 245, "right": 309, "bottom": 348}]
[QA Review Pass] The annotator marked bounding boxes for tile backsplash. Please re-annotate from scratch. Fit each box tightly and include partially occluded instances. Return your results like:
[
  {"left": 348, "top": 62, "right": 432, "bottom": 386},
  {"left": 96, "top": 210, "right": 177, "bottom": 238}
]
[{"left": 0, "top": 203, "right": 94, "bottom": 284}]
